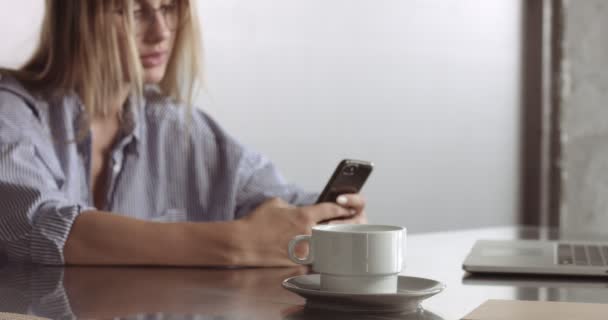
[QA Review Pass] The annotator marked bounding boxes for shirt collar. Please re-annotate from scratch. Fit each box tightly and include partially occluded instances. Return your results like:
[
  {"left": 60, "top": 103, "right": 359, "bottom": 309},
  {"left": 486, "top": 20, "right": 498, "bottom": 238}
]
[
  {"left": 120, "top": 93, "right": 147, "bottom": 156},
  {"left": 73, "top": 91, "right": 147, "bottom": 156}
]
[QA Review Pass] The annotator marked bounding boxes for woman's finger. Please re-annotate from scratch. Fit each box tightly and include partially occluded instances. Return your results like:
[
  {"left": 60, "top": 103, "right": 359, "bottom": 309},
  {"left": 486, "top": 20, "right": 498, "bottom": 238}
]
[
  {"left": 328, "top": 211, "right": 367, "bottom": 225},
  {"left": 335, "top": 193, "right": 366, "bottom": 210}
]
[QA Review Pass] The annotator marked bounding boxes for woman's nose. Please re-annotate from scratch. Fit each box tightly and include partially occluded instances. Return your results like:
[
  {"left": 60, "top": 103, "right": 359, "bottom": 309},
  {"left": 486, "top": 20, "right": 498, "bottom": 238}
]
[{"left": 144, "top": 12, "right": 171, "bottom": 43}]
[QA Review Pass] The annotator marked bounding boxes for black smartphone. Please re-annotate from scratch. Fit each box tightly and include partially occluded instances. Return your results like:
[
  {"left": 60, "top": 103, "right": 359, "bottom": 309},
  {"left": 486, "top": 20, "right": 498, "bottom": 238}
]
[{"left": 316, "top": 159, "right": 374, "bottom": 204}]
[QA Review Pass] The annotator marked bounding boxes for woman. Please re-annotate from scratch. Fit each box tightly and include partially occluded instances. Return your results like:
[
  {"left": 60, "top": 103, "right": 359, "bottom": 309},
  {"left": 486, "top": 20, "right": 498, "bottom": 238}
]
[{"left": 0, "top": 0, "right": 366, "bottom": 266}]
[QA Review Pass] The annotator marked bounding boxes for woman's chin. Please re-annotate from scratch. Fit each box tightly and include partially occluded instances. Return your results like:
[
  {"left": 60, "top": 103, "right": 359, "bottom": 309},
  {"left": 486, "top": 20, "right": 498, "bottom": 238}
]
[{"left": 142, "top": 68, "right": 167, "bottom": 85}]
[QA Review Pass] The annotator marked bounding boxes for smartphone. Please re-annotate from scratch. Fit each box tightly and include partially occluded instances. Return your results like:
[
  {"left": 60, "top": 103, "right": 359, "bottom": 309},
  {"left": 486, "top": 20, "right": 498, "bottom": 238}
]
[{"left": 316, "top": 159, "right": 374, "bottom": 204}]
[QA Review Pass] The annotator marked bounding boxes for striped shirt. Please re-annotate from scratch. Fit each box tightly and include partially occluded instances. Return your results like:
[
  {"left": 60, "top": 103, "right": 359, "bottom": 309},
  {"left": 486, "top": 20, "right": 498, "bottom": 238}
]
[{"left": 0, "top": 74, "right": 316, "bottom": 265}]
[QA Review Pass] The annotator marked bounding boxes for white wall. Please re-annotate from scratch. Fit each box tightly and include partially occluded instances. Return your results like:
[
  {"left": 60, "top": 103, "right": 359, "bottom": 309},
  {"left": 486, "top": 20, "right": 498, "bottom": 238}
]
[
  {"left": 0, "top": 1, "right": 43, "bottom": 67},
  {"left": 198, "top": 0, "right": 522, "bottom": 232},
  {"left": 0, "top": 0, "right": 522, "bottom": 233}
]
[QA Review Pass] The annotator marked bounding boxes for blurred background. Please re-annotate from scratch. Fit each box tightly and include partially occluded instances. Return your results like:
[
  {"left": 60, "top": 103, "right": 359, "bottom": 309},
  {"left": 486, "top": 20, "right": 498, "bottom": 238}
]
[
  {"left": 1, "top": 0, "right": 606, "bottom": 234},
  {"left": 196, "top": 0, "right": 521, "bottom": 233}
]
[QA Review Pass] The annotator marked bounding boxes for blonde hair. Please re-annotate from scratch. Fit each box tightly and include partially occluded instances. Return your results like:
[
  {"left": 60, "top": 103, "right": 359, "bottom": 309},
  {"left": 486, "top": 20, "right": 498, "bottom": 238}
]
[{"left": 8, "top": 0, "right": 203, "bottom": 120}]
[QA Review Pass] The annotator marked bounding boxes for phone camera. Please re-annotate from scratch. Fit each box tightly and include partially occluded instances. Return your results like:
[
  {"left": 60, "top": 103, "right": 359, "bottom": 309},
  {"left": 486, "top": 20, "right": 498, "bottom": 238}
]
[{"left": 342, "top": 164, "right": 357, "bottom": 176}]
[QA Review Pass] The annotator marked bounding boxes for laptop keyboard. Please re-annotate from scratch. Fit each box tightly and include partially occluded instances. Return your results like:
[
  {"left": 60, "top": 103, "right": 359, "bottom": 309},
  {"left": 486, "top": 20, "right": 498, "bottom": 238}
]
[{"left": 557, "top": 243, "right": 608, "bottom": 266}]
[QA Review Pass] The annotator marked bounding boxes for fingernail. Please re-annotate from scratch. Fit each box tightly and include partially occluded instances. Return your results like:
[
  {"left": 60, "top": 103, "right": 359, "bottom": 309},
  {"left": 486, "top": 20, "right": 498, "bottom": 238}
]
[
  {"left": 337, "top": 195, "right": 348, "bottom": 205},
  {"left": 350, "top": 209, "right": 357, "bottom": 215}
]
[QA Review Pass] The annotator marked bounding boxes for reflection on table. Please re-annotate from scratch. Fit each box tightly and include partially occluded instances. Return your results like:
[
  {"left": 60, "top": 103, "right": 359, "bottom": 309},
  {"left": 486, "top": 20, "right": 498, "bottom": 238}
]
[
  {"left": 1, "top": 226, "right": 608, "bottom": 319},
  {"left": 0, "top": 263, "right": 445, "bottom": 320}
]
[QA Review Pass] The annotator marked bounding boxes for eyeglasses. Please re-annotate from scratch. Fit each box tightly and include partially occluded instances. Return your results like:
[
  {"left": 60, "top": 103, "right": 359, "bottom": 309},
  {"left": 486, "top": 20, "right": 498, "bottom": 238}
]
[{"left": 117, "top": 1, "right": 184, "bottom": 36}]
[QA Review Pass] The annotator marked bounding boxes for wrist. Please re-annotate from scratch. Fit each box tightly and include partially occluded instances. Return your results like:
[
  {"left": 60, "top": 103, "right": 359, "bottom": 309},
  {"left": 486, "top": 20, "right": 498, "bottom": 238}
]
[
  {"left": 228, "top": 219, "right": 249, "bottom": 266},
  {"left": 185, "top": 220, "right": 247, "bottom": 267}
]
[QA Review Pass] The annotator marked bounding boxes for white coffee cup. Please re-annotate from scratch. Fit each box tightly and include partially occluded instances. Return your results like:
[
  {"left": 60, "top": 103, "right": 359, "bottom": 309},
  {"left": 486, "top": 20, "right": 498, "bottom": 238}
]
[{"left": 288, "top": 224, "right": 406, "bottom": 294}]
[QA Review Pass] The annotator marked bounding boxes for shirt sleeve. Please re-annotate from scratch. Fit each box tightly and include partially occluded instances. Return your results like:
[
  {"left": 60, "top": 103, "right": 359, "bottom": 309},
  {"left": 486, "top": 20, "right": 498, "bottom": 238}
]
[
  {"left": 179, "top": 107, "right": 319, "bottom": 219},
  {"left": 233, "top": 146, "right": 319, "bottom": 218},
  {"left": 0, "top": 92, "right": 84, "bottom": 265}
]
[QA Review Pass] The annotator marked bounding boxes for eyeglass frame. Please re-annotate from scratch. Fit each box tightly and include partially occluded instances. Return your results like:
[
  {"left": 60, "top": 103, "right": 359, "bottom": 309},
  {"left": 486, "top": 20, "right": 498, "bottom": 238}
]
[{"left": 114, "top": 1, "right": 189, "bottom": 36}]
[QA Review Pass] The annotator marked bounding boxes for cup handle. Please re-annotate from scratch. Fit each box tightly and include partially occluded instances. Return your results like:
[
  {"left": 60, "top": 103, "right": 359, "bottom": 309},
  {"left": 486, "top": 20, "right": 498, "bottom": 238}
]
[{"left": 288, "top": 235, "right": 314, "bottom": 265}]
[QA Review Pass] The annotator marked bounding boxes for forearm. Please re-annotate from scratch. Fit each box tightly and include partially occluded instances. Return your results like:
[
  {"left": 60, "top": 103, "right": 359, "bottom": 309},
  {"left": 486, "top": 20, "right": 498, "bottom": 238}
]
[{"left": 64, "top": 211, "right": 241, "bottom": 266}]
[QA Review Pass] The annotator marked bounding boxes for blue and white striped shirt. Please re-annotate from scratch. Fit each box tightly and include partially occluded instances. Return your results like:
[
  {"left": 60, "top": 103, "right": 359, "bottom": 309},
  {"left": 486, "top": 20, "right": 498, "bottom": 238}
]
[{"left": 0, "top": 74, "right": 316, "bottom": 265}]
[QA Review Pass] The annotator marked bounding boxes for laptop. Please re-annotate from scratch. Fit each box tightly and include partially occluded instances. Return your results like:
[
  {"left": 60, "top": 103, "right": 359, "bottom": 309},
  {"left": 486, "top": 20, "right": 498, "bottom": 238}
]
[
  {"left": 463, "top": 240, "right": 608, "bottom": 276},
  {"left": 462, "top": 273, "right": 608, "bottom": 289}
]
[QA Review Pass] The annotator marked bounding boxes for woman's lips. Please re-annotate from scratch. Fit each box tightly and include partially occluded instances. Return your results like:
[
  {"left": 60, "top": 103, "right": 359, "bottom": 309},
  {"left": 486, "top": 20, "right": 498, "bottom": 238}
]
[{"left": 140, "top": 52, "right": 168, "bottom": 68}]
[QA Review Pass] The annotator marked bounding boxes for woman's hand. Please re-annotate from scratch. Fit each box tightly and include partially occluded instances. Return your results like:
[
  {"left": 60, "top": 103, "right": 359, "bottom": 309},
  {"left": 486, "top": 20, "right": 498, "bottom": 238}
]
[
  {"left": 331, "top": 194, "right": 368, "bottom": 224},
  {"left": 234, "top": 194, "right": 367, "bottom": 267}
]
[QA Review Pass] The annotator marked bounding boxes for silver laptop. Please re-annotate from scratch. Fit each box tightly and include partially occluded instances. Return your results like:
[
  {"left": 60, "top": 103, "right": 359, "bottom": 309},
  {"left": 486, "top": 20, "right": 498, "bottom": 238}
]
[{"left": 463, "top": 240, "right": 608, "bottom": 276}]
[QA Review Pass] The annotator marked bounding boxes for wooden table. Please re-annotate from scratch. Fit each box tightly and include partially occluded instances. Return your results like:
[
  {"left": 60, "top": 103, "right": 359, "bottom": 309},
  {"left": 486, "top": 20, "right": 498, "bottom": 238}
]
[{"left": 1, "top": 226, "right": 607, "bottom": 319}]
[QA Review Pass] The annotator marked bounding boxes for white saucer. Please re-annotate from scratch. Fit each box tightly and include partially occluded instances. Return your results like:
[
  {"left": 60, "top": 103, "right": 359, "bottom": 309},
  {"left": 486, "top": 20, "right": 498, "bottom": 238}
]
[{"left": 282, "top": 274, "right": 445, "bottom": 313}]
